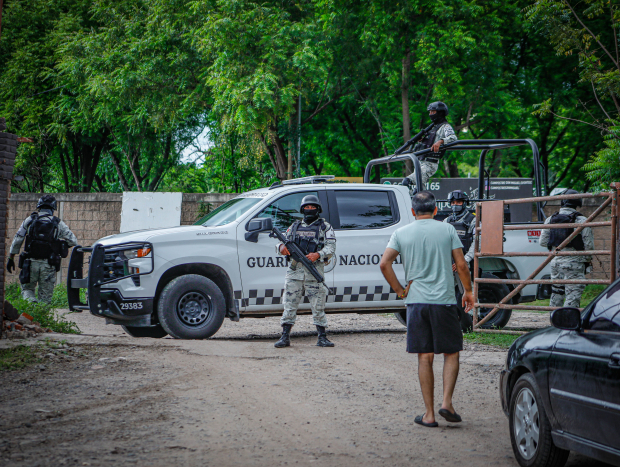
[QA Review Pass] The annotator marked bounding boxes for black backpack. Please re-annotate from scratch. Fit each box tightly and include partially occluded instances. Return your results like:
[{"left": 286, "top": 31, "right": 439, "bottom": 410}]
[
  {"left": 24, "top": 212, "right": 61, "bottom": 260},
  {"left": 547, "top": 211, "right": 585, "bottom": 251}
]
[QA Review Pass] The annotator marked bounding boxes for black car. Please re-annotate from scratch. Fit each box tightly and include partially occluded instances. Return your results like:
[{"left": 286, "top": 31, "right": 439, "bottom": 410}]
[{"left": 500, "top": 278, "right": 620, "bottom": 467}]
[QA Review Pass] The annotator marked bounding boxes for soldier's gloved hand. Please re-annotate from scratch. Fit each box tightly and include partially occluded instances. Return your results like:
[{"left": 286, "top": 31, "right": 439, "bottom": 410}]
[
  {"left": 401, "top": 177, "right": 412, "bottom": 187},
  {"left": 6, "top": 257, "right": 15, "bottom": 274}
]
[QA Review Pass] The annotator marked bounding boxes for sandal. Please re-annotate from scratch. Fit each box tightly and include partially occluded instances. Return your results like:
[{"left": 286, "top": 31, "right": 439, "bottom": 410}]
[
  {"left": 414, "top": 415, "right": 438, "bottom": 427},
  {"left": 438, "top": 408, "right": 462, "bottom": 423}
]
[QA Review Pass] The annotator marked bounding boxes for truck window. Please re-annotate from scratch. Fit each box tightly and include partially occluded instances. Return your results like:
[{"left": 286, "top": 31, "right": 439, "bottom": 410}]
[
  {"left": 194, "top": 197, "right": 262, "bottom": 227},
  {"left": 335, "top": 190, "right": 395, "bottom": 230},
  {"left": 256, "top": 191, "right": 319, "bottom": 231}
]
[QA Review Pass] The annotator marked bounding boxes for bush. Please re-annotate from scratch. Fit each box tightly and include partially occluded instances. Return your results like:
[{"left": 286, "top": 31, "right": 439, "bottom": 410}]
[{"left": 5, "top": 283, "right": 80, "bottom": 334}]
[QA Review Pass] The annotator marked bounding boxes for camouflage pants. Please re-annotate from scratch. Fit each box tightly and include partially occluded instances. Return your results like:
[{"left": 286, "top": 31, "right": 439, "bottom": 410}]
[
  {"left": 406, "top": 161, "right": 438, "bottom": 190},
  {"left": 281, "top": 278, "right": 328, "bottom": 327},
  {"left": 21, "top": 260, "right": 56, "bottom": 304},
  {"left": 549, "top": 261, "right": 586, "bottom": 308}
]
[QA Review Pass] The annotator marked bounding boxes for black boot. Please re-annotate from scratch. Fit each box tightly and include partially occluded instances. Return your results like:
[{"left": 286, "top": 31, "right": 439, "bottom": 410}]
[
  {"left": 274, "top": 324, "right": 293, "bottom": 348},
  {"left": 316, "top": 325, "right": 334, "bottom": 347}
]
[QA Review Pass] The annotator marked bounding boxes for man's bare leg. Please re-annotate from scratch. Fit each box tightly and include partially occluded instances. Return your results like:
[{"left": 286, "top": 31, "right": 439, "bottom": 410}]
[
  {"left": 441, "top": 352, "right": 459, "bottom": 413},
  {"left": 418, "top": 353, "right": 435, "bottom": 423}
]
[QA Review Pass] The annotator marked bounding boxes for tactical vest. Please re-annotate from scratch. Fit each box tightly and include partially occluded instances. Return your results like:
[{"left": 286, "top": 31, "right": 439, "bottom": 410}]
[
  {"left": 547, "top": 211, "right": 585, "bottom": 251},
  {"left": 448, "top": 211, "right": 475, "bottom": 253},
  {"left": 414, "top": 122, "right": 448, "bottom": 161},
  {"left": 290, "top": 220, "right": 326, "bottom": 255},
  {"left": 24, "top": 212, "right": 61, "bottom": 260}
]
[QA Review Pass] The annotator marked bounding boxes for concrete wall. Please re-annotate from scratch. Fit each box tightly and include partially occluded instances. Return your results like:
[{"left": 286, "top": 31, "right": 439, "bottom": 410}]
[{"left": 6, "top": 192, "right": 236, "bottom": 284}]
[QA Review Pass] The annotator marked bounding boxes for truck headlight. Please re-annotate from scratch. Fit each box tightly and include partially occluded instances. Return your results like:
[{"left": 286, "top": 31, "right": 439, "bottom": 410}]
[{"left": 125, "top": 248, "right": 152, "bottom": 274}]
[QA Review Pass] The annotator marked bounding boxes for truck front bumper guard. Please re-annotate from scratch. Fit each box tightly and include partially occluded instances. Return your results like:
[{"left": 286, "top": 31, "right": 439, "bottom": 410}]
[{"left": 67, "top": 242, "right": 156, "bottom": 327}]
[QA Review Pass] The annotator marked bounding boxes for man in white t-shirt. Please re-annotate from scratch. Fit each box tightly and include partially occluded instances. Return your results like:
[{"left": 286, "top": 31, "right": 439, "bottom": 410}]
[{"left": 380, "top": 191, "right": 474, "bottom": 427}]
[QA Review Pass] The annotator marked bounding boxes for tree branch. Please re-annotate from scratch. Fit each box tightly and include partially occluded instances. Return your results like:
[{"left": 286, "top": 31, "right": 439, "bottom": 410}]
[
  {"left": 591, "top": 81, "right": 612, "bottom": 120},
  {"left": 565, "top": 0, "right": 620, "bottom": 72},
  {"left": 539, "top": 109, "right": 606, "bottom": 130},
  {"left": 302, "top": 96, "right": 338, "bottom": 125}
]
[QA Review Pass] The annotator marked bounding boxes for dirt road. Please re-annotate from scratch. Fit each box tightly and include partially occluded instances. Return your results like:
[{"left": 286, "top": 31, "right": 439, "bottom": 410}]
[{"left": 0, "top": 312, "right": 604, "bottom": 467}]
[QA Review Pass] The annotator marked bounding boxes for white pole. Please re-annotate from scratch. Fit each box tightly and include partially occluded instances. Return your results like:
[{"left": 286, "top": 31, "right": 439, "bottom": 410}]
[{"left": 297, "top": 93, "right": 301, "bottom": 177}]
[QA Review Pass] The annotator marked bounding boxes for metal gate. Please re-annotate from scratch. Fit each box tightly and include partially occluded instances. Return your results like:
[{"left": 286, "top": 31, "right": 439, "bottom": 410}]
[{"left": 472, "top": 184, "right": 619, "bottom": 334}]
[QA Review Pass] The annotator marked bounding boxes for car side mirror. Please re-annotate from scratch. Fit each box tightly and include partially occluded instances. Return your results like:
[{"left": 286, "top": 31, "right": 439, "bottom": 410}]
[
  {"left": 550, "top": 307, "right": 582, "bottom": 331},
  {"left": 245, "top": 218, "right": 273, "bottom": 242}
]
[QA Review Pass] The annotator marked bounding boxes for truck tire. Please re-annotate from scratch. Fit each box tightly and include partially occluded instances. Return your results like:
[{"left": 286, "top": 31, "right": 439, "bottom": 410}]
[
  {"left": 457, "top": 272, "right": 513, "bottom": 330},
  {"left": 121, "top": 324, "right": 168, "bottom": 338},
  {"left": 395, "top": 310, "right": 407, "bottom": 326},
  {"left": 157, "top": 274, "right": 226, "bottom": 339}
]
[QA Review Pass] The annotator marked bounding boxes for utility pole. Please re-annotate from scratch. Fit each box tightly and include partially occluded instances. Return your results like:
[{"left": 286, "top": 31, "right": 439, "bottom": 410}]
[
  {"left": 296, "top": 94, "right": 301, "bottom": 177},
  {"left": 0, "top": 0, "right": 4, "bottom": 41}
]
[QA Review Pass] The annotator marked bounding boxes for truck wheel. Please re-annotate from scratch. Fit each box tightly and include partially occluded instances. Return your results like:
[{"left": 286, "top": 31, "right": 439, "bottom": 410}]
[
  {"left": 509, "top": 373, "right": 569, "bottom": 467},
  {"left": 456, "top": 272, "right": 512, "bottom": 330},
  {"left": 394, "top": 310, "right": 407, "bottom": 326},
  {"left": 157, "top": 274, "right": 226, "bottom": 339},
  {"left": 121, "top": 324, "right": 168, "bottom": 338}
]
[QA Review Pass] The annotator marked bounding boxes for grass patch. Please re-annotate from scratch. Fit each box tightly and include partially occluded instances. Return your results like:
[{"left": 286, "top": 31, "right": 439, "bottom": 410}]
[
  {"left": 0, "top": 345, "right": 41, "bottom": 371},
  {"left": 6, "top": 283, "right": 80, "bottom": 334},
  {"left": 463, "top": 332, "right": 520, "bottom": 349},
  {"left": 522, "top": 284, "right": 607, "bottom": 310}
]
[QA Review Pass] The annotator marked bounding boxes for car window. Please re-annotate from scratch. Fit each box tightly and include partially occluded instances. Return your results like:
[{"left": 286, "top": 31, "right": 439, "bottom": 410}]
[
  {"left": 587, "top": 281, "right": 620, "bottom": 332},
  {"left": 194, "top": 197, "right": 262, "bottom": 227},
  {"left": 256, "top": 191, "right": 319, "bottom": 231},
  {"left": 335, "top": 190, "right": 395, "bottom": 230}
]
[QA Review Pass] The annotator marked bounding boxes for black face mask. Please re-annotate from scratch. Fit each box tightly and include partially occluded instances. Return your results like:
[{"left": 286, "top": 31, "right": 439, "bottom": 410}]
[
  {"left": 303, "top": 208, "right": 319, "bottom": 223},
  {"left": 430, "top": 112, "right": 446, "bottom": 124},
  {"left": 451, "top": 204, "right": 465, "bottom": 216}
]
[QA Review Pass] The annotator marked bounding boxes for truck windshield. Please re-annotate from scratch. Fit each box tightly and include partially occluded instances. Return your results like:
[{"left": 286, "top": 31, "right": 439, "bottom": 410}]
[{"left": 194, "top": 197, "right": 262, "bottom": 227}]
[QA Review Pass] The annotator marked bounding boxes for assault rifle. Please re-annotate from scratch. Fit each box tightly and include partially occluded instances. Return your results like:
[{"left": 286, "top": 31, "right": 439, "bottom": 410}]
[
  {"left": 269, "top": 225, "right": 326, "bottom": 285},
  {"left": 394, "top": 122, "right": 436, "bottom": 156}
]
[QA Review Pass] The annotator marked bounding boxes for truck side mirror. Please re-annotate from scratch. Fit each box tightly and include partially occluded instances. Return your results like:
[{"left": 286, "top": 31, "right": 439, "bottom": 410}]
[
  {"left": 245, "top": 218, "right": 273, "bottom": 242},
  {"left": 550, "top": 307, "right": 582, "bottom": 331}
]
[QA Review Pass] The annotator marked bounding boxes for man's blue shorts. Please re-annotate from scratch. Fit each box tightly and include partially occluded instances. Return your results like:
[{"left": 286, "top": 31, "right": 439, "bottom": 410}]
[{"left": 406, "top": 303, "right": 463, "bottom": 354}]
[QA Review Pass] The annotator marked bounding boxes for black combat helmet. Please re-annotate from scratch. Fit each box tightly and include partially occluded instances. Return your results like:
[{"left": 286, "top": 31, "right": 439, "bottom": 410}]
[
  {"left": 447, "top": 190, "right": 469, "bottom": 206},
  {"left": 299, "top": 195, "right": 322, "bottom": 213},
  {"left": 561, "top": 189, "right": 582, "bottom": 209},
  {"left": 37, "top": 194, "right": 57, "bottom": 211},
  {"left": 427, "top": 101, "right": 449, "bottom": 116}
]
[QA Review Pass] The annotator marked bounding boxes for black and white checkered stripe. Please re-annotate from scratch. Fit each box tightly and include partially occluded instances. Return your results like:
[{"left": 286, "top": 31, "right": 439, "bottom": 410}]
[{"left": 234, "top": 285, "right": 397, "bottom": 307}]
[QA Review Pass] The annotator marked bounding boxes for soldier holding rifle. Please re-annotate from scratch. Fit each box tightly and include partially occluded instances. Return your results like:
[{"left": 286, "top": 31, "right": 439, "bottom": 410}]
[
  {"left": 273, "top": 195, "right": 337, "bottom": 348},
  {"left": 399, "top": 102, "right": 458, "bottom": 191}
]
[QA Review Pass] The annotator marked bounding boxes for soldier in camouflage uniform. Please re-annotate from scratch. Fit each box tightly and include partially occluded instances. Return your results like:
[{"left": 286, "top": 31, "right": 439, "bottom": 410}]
[
  {"left": 7, "top": 195, "right": 78, "bottom": 303},
  {"left": 540, "top": 190, "right": 594, "bottom": 308},
  {"left": 274, "top": 195, "right": 336, "bottom": 348},
  {"left": 404, "top": 101, "right": 457, "bottom": 191}
]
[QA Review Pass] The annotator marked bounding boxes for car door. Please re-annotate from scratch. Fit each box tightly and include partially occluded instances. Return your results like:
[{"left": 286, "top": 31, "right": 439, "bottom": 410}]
[
  {"left": 549, "top": 280, "right": 620, "bottom": 448},
  {"left": 236, "top": 189, "right": 331, "bottom": 312},
  {"left": 326, "top": 188, "right": 406, "bottom": 310}
]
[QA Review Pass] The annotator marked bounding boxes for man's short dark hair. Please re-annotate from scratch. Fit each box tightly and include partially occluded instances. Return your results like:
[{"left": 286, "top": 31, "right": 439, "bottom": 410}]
[{"left": 412, "top": 191, "right": 436, "bottom": 214}]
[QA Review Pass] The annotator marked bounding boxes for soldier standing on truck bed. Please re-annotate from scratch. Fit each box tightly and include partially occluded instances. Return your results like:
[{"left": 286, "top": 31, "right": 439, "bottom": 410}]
[
  {"left": 6, "top": 195, "right": 78, "bottom": 303},
  {"left": 540, "top": 190, "right": 594, "bottom": 308},
  {"left": 403, "top": 101, "right": 458, "bottom": 190},
  {"left": 274, "top": 195, "right": 337, "bottom": 348}
]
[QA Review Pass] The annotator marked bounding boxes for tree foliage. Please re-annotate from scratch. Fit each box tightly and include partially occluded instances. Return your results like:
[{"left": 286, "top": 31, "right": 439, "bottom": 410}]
[{"left": 0, "top": 0, "right": 616, "bottom": 193}]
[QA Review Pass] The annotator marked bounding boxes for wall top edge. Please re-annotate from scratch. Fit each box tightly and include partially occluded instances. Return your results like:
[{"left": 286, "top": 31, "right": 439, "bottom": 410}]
[{"left": 9, "top": 192, "right": 238, "bottom": 203}]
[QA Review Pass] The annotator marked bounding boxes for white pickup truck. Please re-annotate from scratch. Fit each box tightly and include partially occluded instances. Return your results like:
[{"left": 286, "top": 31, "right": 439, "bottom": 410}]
[{"left": 68, "top": 175, "right": 551, "bottom": 339}]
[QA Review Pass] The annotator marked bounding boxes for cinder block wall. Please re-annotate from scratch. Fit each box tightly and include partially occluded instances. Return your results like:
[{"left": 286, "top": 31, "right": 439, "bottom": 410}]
[{"left": 6, "top": 192, "right": 236, "bottom": 284}]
